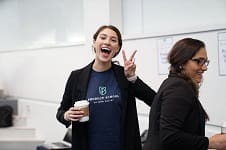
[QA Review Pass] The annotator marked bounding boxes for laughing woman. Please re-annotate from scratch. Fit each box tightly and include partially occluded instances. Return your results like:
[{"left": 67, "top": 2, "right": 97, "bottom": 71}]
[
  {"left": 56, "top": 25, "right": 156, "bottom": 150},
  {"left": 143, "top": 38, "right": 226, "bottom": 150}
]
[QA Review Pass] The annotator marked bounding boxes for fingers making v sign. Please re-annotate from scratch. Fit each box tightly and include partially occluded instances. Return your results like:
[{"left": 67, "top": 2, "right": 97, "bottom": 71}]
[{"left": 122, "top": 50, "right": 137, "bottom": 78}]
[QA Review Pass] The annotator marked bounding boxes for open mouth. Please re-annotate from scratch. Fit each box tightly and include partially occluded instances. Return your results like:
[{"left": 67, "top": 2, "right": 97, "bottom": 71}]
[{"left": 101, "top": 48, "right": 111, "bottom": 54}]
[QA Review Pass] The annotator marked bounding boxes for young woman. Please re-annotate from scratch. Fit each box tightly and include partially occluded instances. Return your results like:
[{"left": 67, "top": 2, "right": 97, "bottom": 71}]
[
  {"left": 56, "top": 25, "right": 156, "bottom": 150},
  {"left": 143, "top": 38, "right": 226, "bottom": 150}
]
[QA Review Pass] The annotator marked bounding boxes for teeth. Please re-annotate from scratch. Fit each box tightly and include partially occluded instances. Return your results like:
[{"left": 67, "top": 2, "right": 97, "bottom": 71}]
[
  {"left": 101, "top": 48, "right": 110, "bottom": 51},
  {"left": 101, "top": 48, "right": 111, "bottom": 54}
]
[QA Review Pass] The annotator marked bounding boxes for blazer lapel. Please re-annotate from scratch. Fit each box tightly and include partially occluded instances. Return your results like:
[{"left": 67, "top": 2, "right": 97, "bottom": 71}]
[{"left": 76, "top": 62, "right": 93, "bottom": 99}]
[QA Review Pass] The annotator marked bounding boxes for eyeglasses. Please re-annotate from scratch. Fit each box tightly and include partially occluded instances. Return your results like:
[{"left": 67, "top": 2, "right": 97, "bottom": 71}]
[{"left": 191, "top": 58, "right": 210, "bottom": 66}]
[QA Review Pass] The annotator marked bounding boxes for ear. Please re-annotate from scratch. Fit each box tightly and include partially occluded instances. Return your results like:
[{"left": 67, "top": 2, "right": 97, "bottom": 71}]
[
  {"left": 92, "top": 39, "right": 95, "bottom": 45},
  {"left": 92, "top": 39, "right": 96, "bottom": 49},
  {"left": 92, "top": 45, "right": 96, "bottom": 53}
]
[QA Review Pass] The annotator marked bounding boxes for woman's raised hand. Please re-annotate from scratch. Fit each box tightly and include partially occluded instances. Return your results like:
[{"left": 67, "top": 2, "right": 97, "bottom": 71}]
[{"left": 122, "top": 50, "right": 137, "bottom": 78}]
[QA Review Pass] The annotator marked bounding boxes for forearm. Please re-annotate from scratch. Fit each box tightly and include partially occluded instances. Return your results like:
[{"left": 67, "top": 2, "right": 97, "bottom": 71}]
[
  {"left": 56, "top": 109, "right": 71, "bottom": 127},
  {"left": 131, "top": 77, "right": 156, "bottom": 106},
  {"left": 208, "top": 133, "right": 226, "bottom": 149}
]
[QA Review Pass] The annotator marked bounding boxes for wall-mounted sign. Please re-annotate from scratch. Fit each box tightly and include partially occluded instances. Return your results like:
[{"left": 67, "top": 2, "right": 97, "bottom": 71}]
[
  {"left": 218, "top": 32, "right": 226, "bottom": 76},
  {"left": 157, "top": 37, "right": 174, "bottom": 75}
]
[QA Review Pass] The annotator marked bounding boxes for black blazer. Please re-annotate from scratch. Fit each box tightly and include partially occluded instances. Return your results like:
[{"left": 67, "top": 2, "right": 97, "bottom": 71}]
[
  {"left": 143, "top": 73, "right": 209, "bottom": 150},
  {"left": 56, "top": 61, "right": 156, "bottom": 150}
]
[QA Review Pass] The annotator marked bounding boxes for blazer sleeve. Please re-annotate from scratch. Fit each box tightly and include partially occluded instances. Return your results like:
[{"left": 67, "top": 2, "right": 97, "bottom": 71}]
[
  {"left": 131, "top": 76, "right": 156, "bottom": 106},
  {"left": 159, "top": 80, "right": 209, "bottom": 150},
  {"left": 56, "top": 71, "right": 75, "bottom": 127}
]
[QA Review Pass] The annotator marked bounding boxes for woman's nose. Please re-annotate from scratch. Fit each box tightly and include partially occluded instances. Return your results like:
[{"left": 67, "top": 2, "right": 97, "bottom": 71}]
[
  {"left": 201, "top": 64, "right": 208, "bottom": 71},
  {"left": 103, "top": 38, "right": 110, "bottom": 44}
]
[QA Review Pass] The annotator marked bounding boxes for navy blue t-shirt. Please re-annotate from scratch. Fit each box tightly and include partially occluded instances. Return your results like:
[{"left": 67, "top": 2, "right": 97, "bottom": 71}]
[{"left": 86, "top": 68, "right": 122, "bottom": 150}]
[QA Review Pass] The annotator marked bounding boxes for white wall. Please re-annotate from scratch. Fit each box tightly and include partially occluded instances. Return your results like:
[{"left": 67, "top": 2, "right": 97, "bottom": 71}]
[
  {"left": 122, "top": 29, "right": 226, "bottom": 136},
  {"left": 0, "top": 0, "right": 226, "bottom": 142},
  {"left": 0, "top": 0, "right": 116, "bottom": 142}
]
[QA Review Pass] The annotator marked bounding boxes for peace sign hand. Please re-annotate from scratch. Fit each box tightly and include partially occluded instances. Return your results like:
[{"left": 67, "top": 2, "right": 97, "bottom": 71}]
[{"left": 122, "top": 50, "right": 137, "bottom": 78}]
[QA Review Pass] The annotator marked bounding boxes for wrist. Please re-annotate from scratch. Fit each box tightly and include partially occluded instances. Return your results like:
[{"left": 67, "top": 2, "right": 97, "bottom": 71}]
[
  {"left": 127, "top": 75, "right": 137, "bottom": 83},
  {"left": 64, "top": 111, "right": 70, "bottom": 121}
]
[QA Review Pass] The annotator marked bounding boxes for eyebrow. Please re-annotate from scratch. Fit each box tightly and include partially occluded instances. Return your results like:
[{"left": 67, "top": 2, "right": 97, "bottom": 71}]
[{"left": 192, "top": 57, "right": 208, "bottom": 60}]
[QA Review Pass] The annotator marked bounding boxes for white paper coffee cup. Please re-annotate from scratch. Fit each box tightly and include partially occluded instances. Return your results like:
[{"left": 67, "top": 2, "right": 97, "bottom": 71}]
[{"left": 74, "top": 100, "right": 89, "bottom": 122}]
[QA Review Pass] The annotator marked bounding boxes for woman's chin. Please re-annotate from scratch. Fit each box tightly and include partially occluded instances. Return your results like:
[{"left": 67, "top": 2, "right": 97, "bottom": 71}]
[{"left": 195, "top": 78, "right": 202, "bottom": 84}]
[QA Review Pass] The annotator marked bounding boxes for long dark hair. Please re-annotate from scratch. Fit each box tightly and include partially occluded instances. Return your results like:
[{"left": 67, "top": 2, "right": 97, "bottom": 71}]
[
  {"left": 168, "top": 38, "right": 205, "bottom": 75},
  {"left": 93, "top": 25, "right": 122, "bottom": 58},
  {"left": 168, "top": 38, "right": 205, "bottom": 95},
  {"left": 168, "top": 38, "right": 209, "bottom": 120}
]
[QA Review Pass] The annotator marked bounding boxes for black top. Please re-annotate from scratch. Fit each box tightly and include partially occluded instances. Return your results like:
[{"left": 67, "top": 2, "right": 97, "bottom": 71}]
[{"left": 143, "top": 73, "right": 209, "bottom": 150}]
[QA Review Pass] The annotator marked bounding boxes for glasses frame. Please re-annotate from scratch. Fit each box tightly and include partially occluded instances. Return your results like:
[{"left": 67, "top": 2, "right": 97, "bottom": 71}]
[{"left": 191, "top": 58, "right": 210, "bottom": 66}]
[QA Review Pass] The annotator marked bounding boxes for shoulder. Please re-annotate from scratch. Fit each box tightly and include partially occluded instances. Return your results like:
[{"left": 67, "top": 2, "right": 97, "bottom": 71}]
[
  {"left": 164, "top": 76, "right": 192, "bottom": 90},
  {"left": 112, "top": 63, "right": 124, "bottom": 75},
  {"left": 67, "top": 62, "right": 92, "bottom": 83},
  {"left": 112, "top": 62, "right": 124, "bottom": 70},
  {"left": 160, "top": 76, "right": 196, "bottom": 100},
  {"left": 71, "top": 62, "right": 93, "bottom": 75},
  {"left": 152, "top": 77, "right": 197, "bottom": 111}
]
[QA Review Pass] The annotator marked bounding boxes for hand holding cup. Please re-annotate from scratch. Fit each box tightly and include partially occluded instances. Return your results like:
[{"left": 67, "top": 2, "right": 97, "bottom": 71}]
[{"left": 74, "top": 100, "right": 89, "bottom": 122}]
